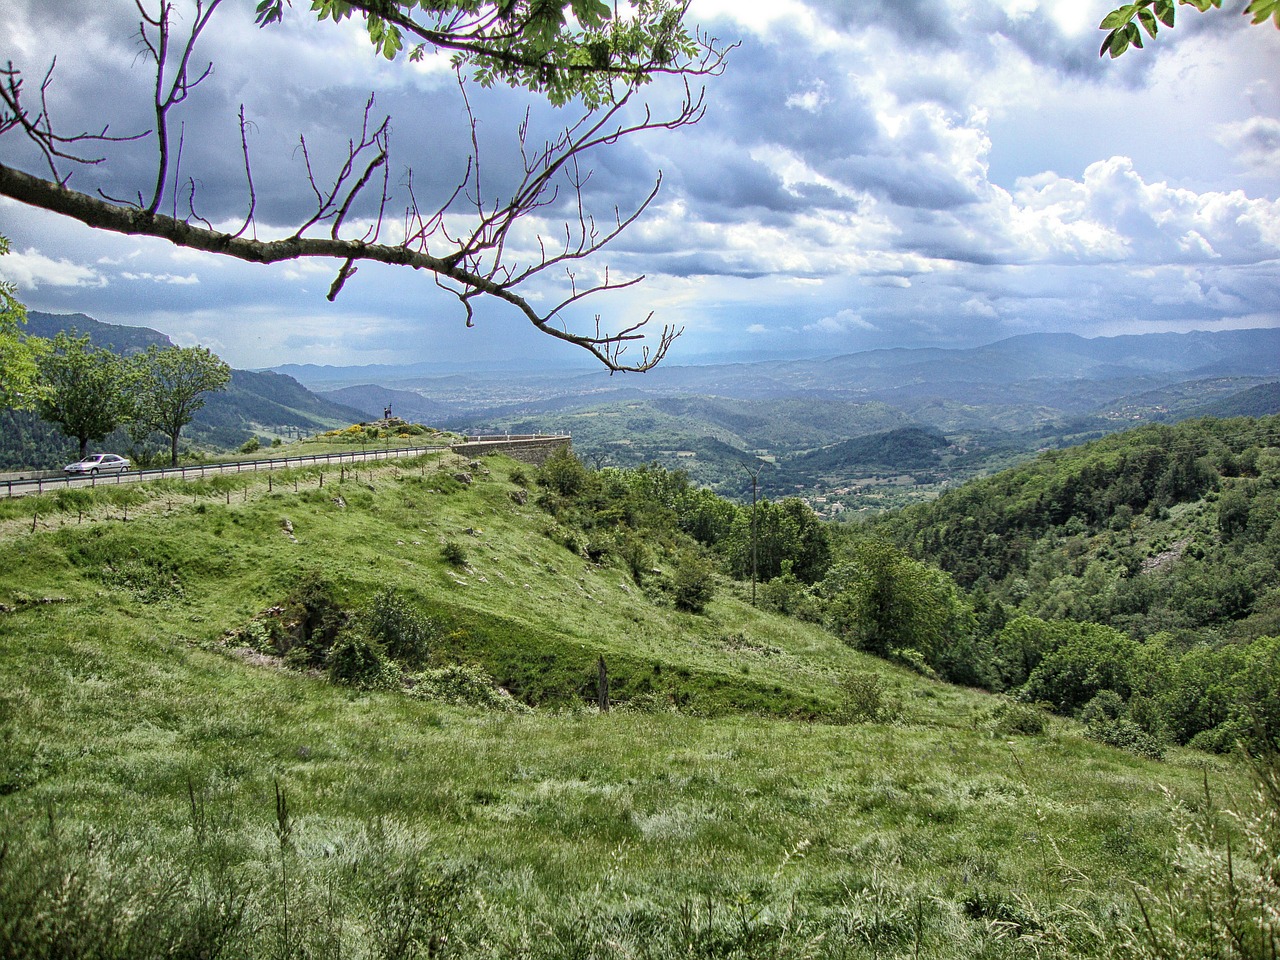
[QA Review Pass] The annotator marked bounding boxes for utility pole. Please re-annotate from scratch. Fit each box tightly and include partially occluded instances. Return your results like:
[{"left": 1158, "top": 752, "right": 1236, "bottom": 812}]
[{"left": 741, "top": 460, "right": 767, "bottom": 605}]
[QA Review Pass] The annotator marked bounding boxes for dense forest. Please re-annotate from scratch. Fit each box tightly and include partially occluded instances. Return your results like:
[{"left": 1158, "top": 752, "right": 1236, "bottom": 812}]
[{"left": 533, "top": 415, "right": 1280, "bottom": 759}]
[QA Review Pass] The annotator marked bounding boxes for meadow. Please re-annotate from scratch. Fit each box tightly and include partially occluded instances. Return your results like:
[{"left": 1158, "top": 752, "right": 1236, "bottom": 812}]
[{"left": 0, "top": 449, "right": 1259, "bottom": 958}]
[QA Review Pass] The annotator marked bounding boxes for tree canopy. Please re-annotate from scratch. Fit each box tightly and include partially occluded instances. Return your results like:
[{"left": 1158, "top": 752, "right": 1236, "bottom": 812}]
[
  {"left": 0, "top": 1, "right": 729, "bottom": 372},
  {"left": 35, "top": 332, "right": 130, "bottom": 459},
  {"left": 0, "top": 235, "right": 45, "bottom": 411},
  {"left": 255, "top": 0, "right": 704, "bottom": 108},
  {"left": 128, "top": 344, "right": 233, "bottom": 466}
]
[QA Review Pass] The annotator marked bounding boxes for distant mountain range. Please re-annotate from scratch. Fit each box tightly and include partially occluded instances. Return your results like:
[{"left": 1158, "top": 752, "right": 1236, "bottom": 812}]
[
  {"left": 274, "top": 327, "right": 1280, "bottom": 506},
  {"left": 11, "top": 315, "right": 1279, "bottom": 497}
]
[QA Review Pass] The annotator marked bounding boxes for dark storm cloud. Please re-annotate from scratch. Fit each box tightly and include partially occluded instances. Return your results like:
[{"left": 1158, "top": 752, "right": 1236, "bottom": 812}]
[
  {"left": 831, "top": 155, "right": 979, "bottom": 210},
  {"left": 695, "top": 31, "right": 879, "bottom": 159},
  {"left": 813, "top": 0, "right": 962, "bottom": 45}
]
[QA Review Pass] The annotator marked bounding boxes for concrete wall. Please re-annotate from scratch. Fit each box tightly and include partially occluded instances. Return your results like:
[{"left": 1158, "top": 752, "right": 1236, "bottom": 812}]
[{"left": 0, "top": 469, "right": 62, "bottom": 483}]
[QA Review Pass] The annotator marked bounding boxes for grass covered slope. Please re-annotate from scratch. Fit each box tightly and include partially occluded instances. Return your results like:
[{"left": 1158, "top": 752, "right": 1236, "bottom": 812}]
[{"left": 0, "top": 450, "right": 1251, "bottom": 959}]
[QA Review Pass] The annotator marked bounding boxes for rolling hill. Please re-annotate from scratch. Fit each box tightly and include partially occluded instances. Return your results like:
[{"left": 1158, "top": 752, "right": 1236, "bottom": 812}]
[{"left": 0, "top": 444, "right": 1258, "bottom": 959}]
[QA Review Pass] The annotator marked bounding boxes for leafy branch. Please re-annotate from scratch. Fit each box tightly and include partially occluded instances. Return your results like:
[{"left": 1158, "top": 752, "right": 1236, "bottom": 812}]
[{"left": 1100, "top": 0, "right": 1280, "bottom": 58}]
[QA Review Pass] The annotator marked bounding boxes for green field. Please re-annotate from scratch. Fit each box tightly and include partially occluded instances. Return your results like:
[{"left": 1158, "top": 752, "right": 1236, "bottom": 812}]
[{"left": 0, "top": 450, "right": 1263, "bottom": 958}]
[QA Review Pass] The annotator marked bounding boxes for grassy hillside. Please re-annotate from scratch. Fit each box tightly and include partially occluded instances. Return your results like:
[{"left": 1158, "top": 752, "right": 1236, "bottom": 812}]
[{"left": 0, "top": 447, "right": 1258, "bottom": 958}]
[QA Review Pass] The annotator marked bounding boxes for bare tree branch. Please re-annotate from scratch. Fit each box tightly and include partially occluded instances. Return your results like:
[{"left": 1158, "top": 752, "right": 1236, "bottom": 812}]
[{"left": 0, "top": 0, "right": 721, "bottom": 372}]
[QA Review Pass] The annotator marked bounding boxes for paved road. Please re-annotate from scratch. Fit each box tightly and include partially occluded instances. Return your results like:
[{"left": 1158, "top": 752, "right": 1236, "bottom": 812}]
[{"left": 1, "top": 445, "right": 451, "bottom": 499}]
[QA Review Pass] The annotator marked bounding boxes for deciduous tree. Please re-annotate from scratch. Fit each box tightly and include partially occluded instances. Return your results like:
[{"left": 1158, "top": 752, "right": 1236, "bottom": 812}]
[
  {"left": 0, "top": 234, "right": 46, "bottom": 411},
  {"left": 129, "top": 344, "right": 232, "bottom": 466},
  {"left": 35, "top": 332, "right": 129, "bottom": 459}
]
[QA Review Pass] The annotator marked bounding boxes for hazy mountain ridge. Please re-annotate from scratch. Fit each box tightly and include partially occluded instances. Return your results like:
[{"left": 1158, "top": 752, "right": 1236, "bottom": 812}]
[
  {"left": 26, "top": 311, "right": 172, "bottom": 354},
  {"left": 304, "top": 327, "right": 1280, "bottom": 508}
]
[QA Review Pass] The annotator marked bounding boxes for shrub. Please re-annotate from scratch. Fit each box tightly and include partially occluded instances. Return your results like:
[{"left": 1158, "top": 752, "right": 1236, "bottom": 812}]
[
  {"left": 672, "top": 552, "right": 716, "bottom": 614},
  {"left": 441, "top": 541, "right": 468, "bottom": 566},
  {"left": 280, "top": 573, "right": 348, "bottom": 668},
  {"left": 760, "top": 566, "right": 818, "bottom": 618},
  {"left": 615, "top": 530, "right": 652, "bottom": 584},
  {"left": 1085, "top": 717, "right": 1165, "bottom": 760},
  {"left": 326, "top": 629, "right": 400, "bottom": 690},
  {"left": 838, "top": 670, "right": 885, "bottom": 723},
  {"left": 239, "top": 437, "right": 261, "bottom": 454},
  {"left": 1079, "top": 690, "right": 1126, "bottom": 726},
  {"left": 538, "top": 446, "right": 590, "bottom": 497},
  {"left": 408, "top": 664, "right": 526, "bottom": 711},
  {"left": 619, "top": 691, "right": 677, "bottom": 714},
  {"left": 981, "top": 700, "right": 1049, "bottom": 737},
  {"left": 364, "top": 589, "right": 435, "bottom": 668},
  {"left": 891, "top": 647, "right": 938, "bottom": 680}
]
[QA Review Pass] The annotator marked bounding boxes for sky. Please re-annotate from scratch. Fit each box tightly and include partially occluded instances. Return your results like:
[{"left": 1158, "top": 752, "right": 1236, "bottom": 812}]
[{"left": 1, "top": 0, "right": 1278, "bottom": 372}]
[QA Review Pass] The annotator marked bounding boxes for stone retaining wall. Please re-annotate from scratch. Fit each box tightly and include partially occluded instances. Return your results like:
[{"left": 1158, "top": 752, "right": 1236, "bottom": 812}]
[{"left": 451, "top": 436, "right": 570, "bottom": 466}]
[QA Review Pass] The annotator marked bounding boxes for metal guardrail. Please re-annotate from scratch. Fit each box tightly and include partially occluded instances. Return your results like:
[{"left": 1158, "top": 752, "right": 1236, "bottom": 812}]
[
  {"left": 1, "top": 434, "right": 572, "bottom": 499},
  {"left": 0, "top": 444, "right": 446, "bottom": 499}
]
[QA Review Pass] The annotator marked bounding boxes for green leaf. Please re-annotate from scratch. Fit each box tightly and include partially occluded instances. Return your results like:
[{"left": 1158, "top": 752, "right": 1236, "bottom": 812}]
[
  {"left": 254, "top": 0, "right": 284, "bottom": 26},
  {"left": 1155, "top": 0, "right": 1176, "bottom": 26},
  {"left": 1137, "top": 7, "right": 1159, "bottom": 36},
  {"left": 1244, "top": 0, "right": 1280, "bottom": 25},
  {"left": 1104, "top": 29, "right": 1130, "bottom": 56},
  {"left": 1100, "top": 6, "right": 1137, "bottom": 29}
]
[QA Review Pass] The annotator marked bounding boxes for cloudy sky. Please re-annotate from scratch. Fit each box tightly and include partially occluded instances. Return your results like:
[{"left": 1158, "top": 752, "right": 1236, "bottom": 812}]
[{"left": 1, "top": 0, "right": 1277, "bottom": 371}]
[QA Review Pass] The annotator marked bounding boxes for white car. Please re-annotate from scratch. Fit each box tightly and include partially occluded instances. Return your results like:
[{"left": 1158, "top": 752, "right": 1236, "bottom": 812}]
[{"left": 64, "top": 453, "right": 131, "bottom": 476}]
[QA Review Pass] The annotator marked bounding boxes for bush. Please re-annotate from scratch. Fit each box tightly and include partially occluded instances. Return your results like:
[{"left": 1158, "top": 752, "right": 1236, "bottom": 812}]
[
  {"left": 441, "top": 541, "right": 468, "bottom": 566},
  {"left": 239, "top": 437, "right": 261, "bottom": 454},
  {"left": 1086, "top": 717, "right": 1165, "bottom": 760},
  {"left": 326, "top": 629, "right": 400, "bottom": 690},
  {"left": 891, "top": 647, "right": 938, "bottom": 680},
  {"left": 280, "top": 573, "right": 348, "bottom": 668},
  {"left": 538, "top": 446, "right": 590, "bottom": 498},
  {"left": 981, "top": 700, "right": 1049, "bottom": 737},
  {"left": 1079, "top": 690, "right": 1126, "bottom": 726},
  {"left": 408, "top": 664, "right": 526, "bottom": 711},
  {"left": 760, "top": 566, "right": 818, "bottom": 619},
  {"left": 672, "top": 552, "right": 716, "bottom": 614},
  {"left": 364, "top": 589, "right": 435, "bottom": 668},
  {"left": 837, "top": 670, "right": 885, "bottom": 723}
]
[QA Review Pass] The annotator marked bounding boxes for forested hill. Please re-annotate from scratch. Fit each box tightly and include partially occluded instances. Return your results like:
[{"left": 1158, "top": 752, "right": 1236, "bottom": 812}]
[
  {"left": 2, "top": 313, "right": 368, "bottom": 468},
  {"left": 872, "top": 415, "right": 1280, "bottom": 644},
  {"left": 784, "top": 426, "right": 947, "bottom": 475},
  {"left": 26, "top": 311, "right": 172, "bottom": 354}
]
